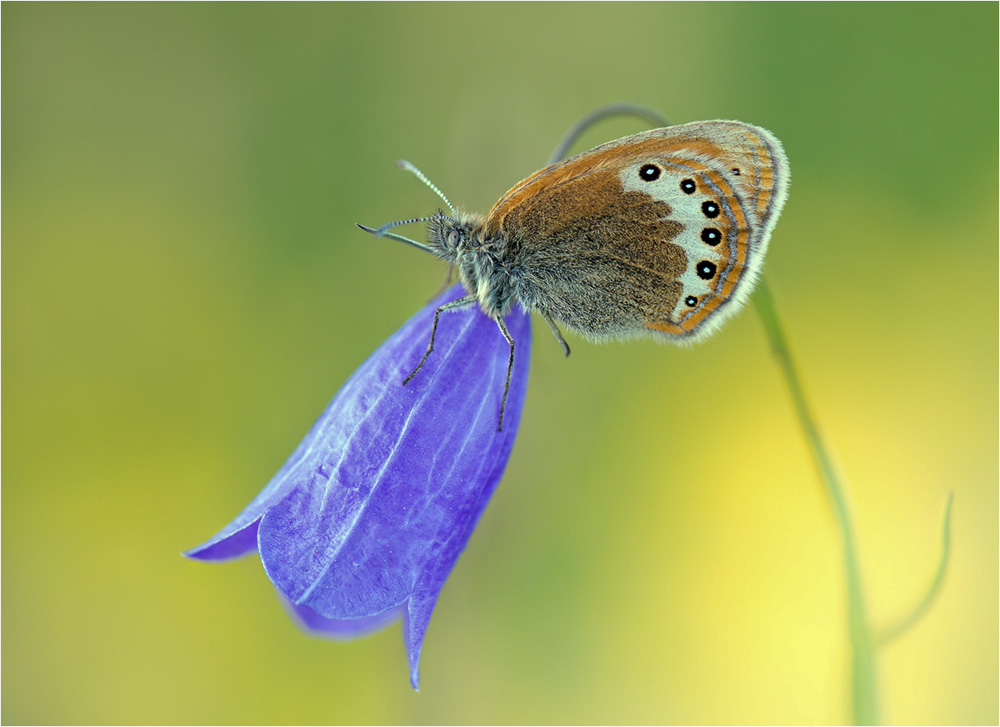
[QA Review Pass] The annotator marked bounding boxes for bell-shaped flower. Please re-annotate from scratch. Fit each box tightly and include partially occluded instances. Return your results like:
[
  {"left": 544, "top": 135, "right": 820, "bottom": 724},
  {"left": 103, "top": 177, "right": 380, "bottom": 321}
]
[{"left": 185, "top": 284, "right": 532, "bottom": 689}]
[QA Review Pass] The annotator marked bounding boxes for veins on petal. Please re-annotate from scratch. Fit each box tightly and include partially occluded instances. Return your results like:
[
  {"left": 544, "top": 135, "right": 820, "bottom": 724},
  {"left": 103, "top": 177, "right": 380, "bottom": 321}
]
[{"left": 297, "top": 312, "right": 482, "bottom": 605}]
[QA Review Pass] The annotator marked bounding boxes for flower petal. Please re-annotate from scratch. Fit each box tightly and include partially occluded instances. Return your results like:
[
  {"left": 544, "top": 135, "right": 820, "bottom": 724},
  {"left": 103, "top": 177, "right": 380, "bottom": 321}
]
[
  {"left": 186, "top": 284, "right": 532, "bottom": 689},
  {"left": 258, "top": 285, "right": 531, "bottom": 687},
  {"left": 184, "top": 520, "right": 259, "bottom": 561},
  {"left": 283, "top": 596, "right": 405, "bottom": 640}
]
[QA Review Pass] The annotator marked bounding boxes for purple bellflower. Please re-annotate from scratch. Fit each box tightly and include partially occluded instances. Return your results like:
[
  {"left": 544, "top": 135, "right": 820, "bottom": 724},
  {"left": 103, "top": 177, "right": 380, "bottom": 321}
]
[{"left": 186, "top": 284, "right": 532, "bottom": 689}]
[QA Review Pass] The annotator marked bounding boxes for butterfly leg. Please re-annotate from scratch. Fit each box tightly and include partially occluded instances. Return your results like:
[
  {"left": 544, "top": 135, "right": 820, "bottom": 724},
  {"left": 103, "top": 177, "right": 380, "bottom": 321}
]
[
  {"left": 493, "top": 316, "right": 516, "bottom": 432},
  {"left": 403, "top": 295, "right": 478, "bottom": 386},
  {"left": 540, "top": 309, "right": 571, "bottom": 358}
]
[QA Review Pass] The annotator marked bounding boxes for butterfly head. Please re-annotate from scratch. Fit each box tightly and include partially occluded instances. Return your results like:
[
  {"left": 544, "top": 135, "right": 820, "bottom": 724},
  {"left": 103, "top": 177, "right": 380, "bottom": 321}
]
[
  {"left": 427, "top": 210, "right": 519, "bottom": 317},
  {"left": 427, "top": 210, "right": 486, "bottom": 259}
]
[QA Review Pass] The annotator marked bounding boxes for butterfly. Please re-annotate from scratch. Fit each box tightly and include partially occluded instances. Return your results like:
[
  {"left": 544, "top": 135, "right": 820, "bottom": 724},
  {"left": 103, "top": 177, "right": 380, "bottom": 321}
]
[{"left": 359, "top": 120, "right": 790, "bottom": 429}]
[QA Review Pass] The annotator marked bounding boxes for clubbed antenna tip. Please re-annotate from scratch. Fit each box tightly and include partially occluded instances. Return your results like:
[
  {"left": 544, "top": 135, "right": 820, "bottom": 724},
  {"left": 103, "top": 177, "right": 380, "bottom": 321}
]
[{"left": 397, "top": 160, "right": 455, "bottom": 213}]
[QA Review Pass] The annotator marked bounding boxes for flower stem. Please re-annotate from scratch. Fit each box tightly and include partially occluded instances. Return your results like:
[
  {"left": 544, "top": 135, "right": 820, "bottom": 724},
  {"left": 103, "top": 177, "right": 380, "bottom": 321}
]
[
  {"left": 753, "top": 279, "right": 878, "bottom": 724},
  {"left": 876, "top": 491, "right": 954, "bottom": 647}
]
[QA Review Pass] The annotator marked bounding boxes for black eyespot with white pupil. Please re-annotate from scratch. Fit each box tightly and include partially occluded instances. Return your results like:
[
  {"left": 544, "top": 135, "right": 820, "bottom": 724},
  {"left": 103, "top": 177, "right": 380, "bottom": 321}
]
[
  {"left": 701, "top": 228, "right": 721, "bottom": 246},
  {"left": 702, "top": 201, "right": 720, "bottom": 218},
  {"left": 685, "top": 296, "right": 698, "bottom": 307},
  {"left": 697, "top": 261, "right": 717, "bottom": 280},
  {"left": 680, "top": 178, "right": 696, "bottom": 194},
  {"left": 639, "top": 164, "right": 661, "bottom": 181}
]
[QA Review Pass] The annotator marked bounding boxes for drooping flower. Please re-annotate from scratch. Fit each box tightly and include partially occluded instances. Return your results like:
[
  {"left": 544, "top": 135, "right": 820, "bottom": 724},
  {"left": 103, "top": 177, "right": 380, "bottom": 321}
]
[{"left": 186, "top": 284, "right": 532, "bottom": 689}]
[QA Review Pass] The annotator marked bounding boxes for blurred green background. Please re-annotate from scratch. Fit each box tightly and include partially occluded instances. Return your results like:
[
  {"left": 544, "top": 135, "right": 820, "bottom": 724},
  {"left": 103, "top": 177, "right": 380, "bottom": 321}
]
[{"left": 3, "top": 3, "right": 996, "bottom": 724}]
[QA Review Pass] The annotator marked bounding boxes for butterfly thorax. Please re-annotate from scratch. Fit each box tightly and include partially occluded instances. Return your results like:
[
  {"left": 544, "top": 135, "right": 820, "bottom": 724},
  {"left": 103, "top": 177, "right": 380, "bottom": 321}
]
[{"left": 427, "top": 211, "right": 521, "bottom": 318}]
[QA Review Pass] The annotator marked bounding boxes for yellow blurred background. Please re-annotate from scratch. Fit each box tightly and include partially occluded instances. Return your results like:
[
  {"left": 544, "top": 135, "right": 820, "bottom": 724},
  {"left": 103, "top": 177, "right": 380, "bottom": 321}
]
[{"left": 3, "top": 3, "right": 996, "bottom": 724}]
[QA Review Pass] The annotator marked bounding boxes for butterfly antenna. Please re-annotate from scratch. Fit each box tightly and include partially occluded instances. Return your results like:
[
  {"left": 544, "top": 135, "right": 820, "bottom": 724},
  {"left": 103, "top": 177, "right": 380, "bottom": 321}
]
[
  {"left": 397, "top": 160, "right": 455, "bottom": 213},
  {"left": 355, "top": 161, "right": 454, "bottom": 251},
  {"left": 370, "top": 215, "right": 436, "bottom": 238},
  {"left": 355, "top": 221, "right": 434, "bottom": 252}
]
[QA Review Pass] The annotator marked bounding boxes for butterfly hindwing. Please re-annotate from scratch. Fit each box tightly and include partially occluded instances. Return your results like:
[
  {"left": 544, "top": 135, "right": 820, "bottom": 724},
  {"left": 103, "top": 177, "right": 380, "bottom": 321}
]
[{"left": 485, "top": 121, "right": 788, "bottom": 341}]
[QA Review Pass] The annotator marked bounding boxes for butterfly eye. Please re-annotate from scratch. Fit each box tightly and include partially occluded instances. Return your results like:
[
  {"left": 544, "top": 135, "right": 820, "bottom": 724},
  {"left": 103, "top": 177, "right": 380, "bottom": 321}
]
[
  {"left": 701, "top": 201, "right": 720, "bottom": 219},
  {"left": 446, "top": 229, "right": 460, "bottom": 247},
  {"left": 680, "top": 178, "right": 696, "bottom": 194},
  {"left": 638, "top": 164, "right": 661, "bottom": 182},
  {"left": 731, "top": 167, "right": 741, "bottom": 176},
  {"left": 684, "top": 296, "right": 698, "bottom": 307},
  {"left": 696, "top": 261, "right": 717, "bottom": 280}
]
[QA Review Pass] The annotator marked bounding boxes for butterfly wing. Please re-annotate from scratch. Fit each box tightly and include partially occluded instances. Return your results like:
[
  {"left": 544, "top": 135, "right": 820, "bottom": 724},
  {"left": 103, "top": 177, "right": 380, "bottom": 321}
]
[{"left": 485, "top": 121, "right": 789, "bottom": 341}]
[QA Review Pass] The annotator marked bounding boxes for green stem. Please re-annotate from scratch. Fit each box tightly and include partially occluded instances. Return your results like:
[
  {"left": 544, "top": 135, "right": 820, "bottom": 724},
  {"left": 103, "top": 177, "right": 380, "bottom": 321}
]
[
  {"left": 753, "top": 279, "right": 878, "bottom": 724},
  {"left": 547, "top": 103, "right": 669, "bottom": 165},
  {"left": 877, "top": 492, "right": 954, "bottom": 646}
]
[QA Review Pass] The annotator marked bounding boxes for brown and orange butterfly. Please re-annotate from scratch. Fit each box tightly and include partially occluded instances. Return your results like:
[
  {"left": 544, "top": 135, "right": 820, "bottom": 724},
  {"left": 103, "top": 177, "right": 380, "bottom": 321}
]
[{"left": 360, "top": 120, "right": 790, "bottom": 429}]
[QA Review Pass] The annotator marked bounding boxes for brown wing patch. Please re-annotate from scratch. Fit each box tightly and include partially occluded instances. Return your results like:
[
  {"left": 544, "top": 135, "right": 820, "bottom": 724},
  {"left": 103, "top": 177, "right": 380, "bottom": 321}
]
[
  {"left": 497, "top": 166, "right": 685, "bottom": 278},
  {"left": 488, "top": 165, "right": 691, "bottom": 336},
  {"left": 487, "top": 151, "right": 629, "bottom": 235}
]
